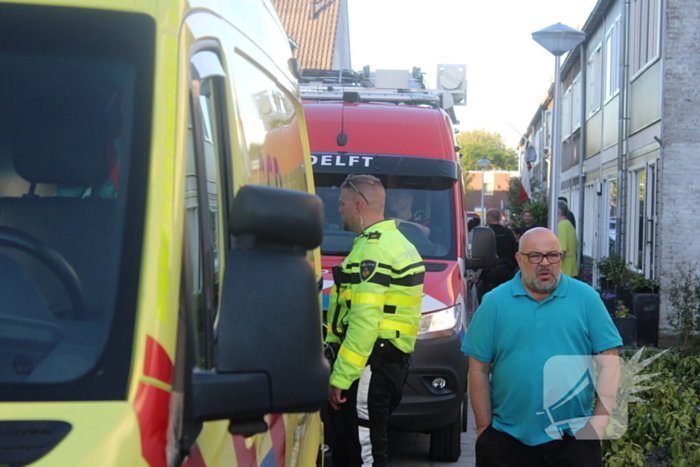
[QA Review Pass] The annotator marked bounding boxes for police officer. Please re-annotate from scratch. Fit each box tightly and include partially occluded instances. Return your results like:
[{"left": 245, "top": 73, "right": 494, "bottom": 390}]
[{"left": 327, "top": 174, "right": 425, "bottom": 467}]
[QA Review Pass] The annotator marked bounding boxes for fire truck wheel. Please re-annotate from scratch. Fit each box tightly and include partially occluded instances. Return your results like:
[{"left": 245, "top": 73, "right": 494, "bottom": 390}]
[{"left": 429, "top": 409, "right": 462, "bottom": 462}]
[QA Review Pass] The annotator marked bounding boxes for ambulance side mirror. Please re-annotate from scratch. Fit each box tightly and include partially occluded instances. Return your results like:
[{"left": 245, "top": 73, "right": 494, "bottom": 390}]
[
  {"left": 466, "top": 226, "right": 498, "bottom": 270},
  {"left": 192, "top": 185, "right": 329, "bottom": 434}
]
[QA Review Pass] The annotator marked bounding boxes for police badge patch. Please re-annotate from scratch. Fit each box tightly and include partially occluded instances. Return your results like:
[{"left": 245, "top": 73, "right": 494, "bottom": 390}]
[{"left": 360, "top": 260, "right": 377, "bottom": 281}]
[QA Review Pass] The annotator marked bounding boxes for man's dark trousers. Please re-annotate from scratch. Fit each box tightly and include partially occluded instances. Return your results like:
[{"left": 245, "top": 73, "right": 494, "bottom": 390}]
[
  {"left": 476, "top": 425, "right": 603, "bottom": 467},
  {"left": 329, "top": 341, "right": 410, "bottom": 467}
]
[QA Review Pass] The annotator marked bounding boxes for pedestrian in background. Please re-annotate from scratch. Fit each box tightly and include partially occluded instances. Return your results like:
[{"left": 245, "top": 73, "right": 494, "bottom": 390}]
[
  {"left": 559, "top": 196, "right": 576, "bottom": 228},
  {"left": 326, "top": 174, "right": 425, "bottom": 467},
  {"left": 557, "top": 200, "right": 578, "bottom": 277},
  {"left": 463, "top": 228, "right": 621, "bottom": 467},
  {"left": 521, "top": 209, "right": 543, "bottom": 234},
  {"left": 476, "top": 208, "right": 518, "bottom": 302},
  {"left": 511, "top": 226, "right": 523, "bottom": 244}
]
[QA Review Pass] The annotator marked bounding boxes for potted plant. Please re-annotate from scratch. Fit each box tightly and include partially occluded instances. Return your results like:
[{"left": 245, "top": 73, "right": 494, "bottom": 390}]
[
  {"left": 612, "top": 300, "right": 637, "bottom": 347},
  {"left": 628, "top": 272, "right": 660, "bottom": 346},
  {"left": 600, "top": 291, "right": 617, "bottom": 315},
  {"left": 595, "top": 254, "right": 633, "bottom": 310}
]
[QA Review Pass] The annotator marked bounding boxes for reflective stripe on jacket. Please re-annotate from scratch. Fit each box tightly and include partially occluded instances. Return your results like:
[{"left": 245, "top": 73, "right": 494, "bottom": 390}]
[{"left": 326, "top": 220, "right": 424, "bottom": 390}]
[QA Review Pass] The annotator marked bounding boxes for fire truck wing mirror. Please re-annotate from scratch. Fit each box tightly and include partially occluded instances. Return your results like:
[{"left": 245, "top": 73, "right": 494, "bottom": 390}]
[
  {"left": 192, "top": 186, "right": 329, "bottom": 432},
  {"left": 466, "top": 226, "right": 498, "bottom": 270}
]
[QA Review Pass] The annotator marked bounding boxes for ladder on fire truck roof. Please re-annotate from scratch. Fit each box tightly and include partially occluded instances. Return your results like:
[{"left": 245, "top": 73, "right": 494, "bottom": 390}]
[{"left": 299, "top": 67, "right": 461, "bottom": 124}]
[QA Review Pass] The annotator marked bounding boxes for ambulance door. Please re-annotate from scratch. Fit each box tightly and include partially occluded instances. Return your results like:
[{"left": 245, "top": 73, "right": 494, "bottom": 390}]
[{"left": 172, "top": 48, "right": 233, "bottom": 465}]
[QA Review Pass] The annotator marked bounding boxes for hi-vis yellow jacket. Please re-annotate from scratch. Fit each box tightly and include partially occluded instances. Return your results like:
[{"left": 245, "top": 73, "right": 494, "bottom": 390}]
[{"left": 327, "top": 220, "right": 425, "bottom": 389}]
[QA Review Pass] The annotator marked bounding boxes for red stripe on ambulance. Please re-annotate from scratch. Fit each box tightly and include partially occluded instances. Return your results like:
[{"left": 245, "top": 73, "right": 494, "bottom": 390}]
[
  {"left": 233, "top": 435, "right": 258, "bottom": 467},
  {"left": 134, "top": 382, "right": 170, "bottom": 467},
  {"left": 269, "top": 414, "right": 286, "bottom": 467},
  {"left": 143, "top": 335, "right": 173, "bottom": 384},
  {"left": 134, "top": 336, "right": 174, "bottom": 467},
  {"left": 183, "top": 444, "right": 206, "bottom": 467}
]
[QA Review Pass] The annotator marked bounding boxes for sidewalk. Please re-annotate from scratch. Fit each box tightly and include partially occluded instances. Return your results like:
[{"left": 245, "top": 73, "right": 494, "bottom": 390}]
[{"left": 387, "top": 400, "right": 476, "bottom": 466}]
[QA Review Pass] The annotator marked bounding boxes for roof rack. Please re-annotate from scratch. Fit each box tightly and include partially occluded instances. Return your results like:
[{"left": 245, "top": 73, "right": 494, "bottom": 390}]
[
  {"left": 300, "top": 67, "right": 459, "bottom": 124},
  {"left": 299, "top": 66, "right": 427, "bottom": 90},
  {"left": 300, "top": 90, "right": 442, "bottom": 107}
]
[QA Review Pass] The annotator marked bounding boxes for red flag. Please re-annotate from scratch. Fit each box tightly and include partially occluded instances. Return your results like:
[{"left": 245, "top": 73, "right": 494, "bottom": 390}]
[{"left": 519, "top": 162, "right": 531, "bottom": 202}]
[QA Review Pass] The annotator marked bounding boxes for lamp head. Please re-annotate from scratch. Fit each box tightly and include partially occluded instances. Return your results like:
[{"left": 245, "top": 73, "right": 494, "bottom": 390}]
[
  {"left": 532, "top": 23, "right": 586, "bottom": 56},
  {"left": 477, "top": 158, "right": 491, "bottom": 169}
]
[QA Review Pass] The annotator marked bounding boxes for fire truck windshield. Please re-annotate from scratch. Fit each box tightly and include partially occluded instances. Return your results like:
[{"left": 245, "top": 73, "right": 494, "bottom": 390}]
[{"left": 316, "top": 174, "right": 456, "bottom": 260}]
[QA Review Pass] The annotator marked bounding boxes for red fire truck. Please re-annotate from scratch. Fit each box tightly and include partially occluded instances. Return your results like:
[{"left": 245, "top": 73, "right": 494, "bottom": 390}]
[{"left": 301, "top": 68, "right": 496, "bottom": 461}]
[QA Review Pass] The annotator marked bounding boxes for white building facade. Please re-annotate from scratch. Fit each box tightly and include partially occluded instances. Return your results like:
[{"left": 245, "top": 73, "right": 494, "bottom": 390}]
[{"left": 520, "top": 0, "right": 700, "bottom": 339}]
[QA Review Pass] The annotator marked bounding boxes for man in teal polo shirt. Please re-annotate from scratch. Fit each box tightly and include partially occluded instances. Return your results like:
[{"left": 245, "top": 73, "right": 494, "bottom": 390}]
[{"left": 462, "top": 228, "right": 622, "bottom": 467}]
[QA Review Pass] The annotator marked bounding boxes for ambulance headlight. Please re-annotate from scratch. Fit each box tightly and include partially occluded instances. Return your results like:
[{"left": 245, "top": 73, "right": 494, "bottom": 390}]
[{"left": 418, "top": 304, "right": 461, "bottom": 339}]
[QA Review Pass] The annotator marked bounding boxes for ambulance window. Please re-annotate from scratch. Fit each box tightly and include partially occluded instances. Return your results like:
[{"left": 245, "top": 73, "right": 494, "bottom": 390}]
[
  {"left": 228, "top": 52, "right": 304, "bottom": 189},
  {"left": 0, "top": 4, "right": 154, "bottom": 400},
  {"left": 184, "top": 71, "right": 229, "bottom": 369}
]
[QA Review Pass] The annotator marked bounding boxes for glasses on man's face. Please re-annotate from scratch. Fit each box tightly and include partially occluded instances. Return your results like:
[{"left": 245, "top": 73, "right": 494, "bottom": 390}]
[
  {"left": 346, "top": 177, "right": 370, "bottom": 205},
  {"left": 520, "top": 251, "right": 563, "bottom": 264}
]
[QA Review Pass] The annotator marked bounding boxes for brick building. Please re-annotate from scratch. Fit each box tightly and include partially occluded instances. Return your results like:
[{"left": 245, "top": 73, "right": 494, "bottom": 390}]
[{"left": 464, "top": 171, "right": 518, "bottom": 219}]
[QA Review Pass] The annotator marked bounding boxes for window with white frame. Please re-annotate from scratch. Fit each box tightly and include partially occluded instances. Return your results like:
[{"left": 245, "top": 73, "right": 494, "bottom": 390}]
[
  {"left": 582, "top": 183, "right": 598, "bottom": 257},
  {"left": 605, "top": 17, "right": 621, "bottom": 101},
  {"left": 562, "top": 85, "right": 572, "bottom": 140},
  {"left": 607, "top": 178, "right": 617, "bottom": 255},
  {"left": 534, "top": 129, "right": 542, "bottom": 161},
  {"left": 543, "top": 109, "right": 552, "bottom": 149},
  {"left": 483, "top": 171, "right": 494, "bottom": 196},
  {"left": 587, "top": 44, "right": 602, "bottom": 116},
  {"left": 572, "top": 73, "right": 582, "bottom": 130},
  {"left": 629, "top": 0, "right": 661, "bottom": 76},
  {"left": 628, "top": 168, "right": 646, "bottom": 270}
]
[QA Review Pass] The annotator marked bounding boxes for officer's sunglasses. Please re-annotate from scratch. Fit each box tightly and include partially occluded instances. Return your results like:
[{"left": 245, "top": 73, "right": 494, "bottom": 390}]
[{"left": 346, "top": 177, "right": 370, "bottom": 205}]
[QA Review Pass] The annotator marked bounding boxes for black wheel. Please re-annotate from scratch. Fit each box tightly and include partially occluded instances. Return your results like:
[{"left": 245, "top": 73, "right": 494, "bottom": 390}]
[
  {"left": 429, "top": 412, "right": 462, "bottom": 462},
  {"left": 0, "top": 226, "right": 86, "bottom": 319}
]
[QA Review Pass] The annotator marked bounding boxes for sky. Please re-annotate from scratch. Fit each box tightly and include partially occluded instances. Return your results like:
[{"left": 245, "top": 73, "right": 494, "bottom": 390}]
[{"left": 347, "top": 0, "right": 598, "bottom": 149}]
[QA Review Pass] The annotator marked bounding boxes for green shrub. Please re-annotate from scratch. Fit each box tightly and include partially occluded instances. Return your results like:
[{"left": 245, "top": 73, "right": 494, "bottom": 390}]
[
  {"left": 595, "top": 254, "right": 632, "bottom": 289},
  {"left": 602, "top": 349, "right": 700, "bottom": 467},
  {"left": 627, "top": 271, "right": 660, "bottom": 294},
  {"left": 666, "top": 264, "right": 700, "bottom": 350}
]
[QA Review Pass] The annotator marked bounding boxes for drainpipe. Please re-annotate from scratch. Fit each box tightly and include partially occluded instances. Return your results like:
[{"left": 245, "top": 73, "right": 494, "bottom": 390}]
[
  {"left": 617, "top": 0, "right": 631, "bottom": 258},
  {"left": 577, "top": 45, "right": 586, "bottom": 270}
]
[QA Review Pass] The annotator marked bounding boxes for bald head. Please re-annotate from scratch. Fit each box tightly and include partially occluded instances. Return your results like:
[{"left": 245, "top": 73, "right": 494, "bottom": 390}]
[
  {"left": 516, "top": 227, "right": 562, "bottom": 300},
  {"left": 341, "top": 174, "right": 385, "bottom": 214},
  {"left": 486, "top": 208, "right": 501, "bottom": 224},
  {"left": 519, "top": 227, "right": 560, "bottom": 253},
  {"left": 339, "top": 174, "right": 386, "bottom": 233}
]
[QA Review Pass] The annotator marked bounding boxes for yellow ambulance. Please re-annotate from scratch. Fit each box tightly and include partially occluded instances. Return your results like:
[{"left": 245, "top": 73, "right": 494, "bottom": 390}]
[{"left": 0, "top": 0, "right": 328, "bottom": 466}]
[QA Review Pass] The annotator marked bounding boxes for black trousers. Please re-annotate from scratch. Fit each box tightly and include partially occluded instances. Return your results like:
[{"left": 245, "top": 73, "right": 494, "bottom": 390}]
[
  {"left": 476, "top": 425, "right": 603, "bottom": 467},
  {"left": 328, "top": 340, "right": 410, "bottom": 467}
]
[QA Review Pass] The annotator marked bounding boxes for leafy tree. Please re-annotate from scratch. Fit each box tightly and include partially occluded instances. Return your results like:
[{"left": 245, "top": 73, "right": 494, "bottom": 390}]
[
  {"left": 457, "top": 129, "right": 518, "bottom": 172},
  {"left": 506, "top": 176, "right": 548, "bottom": 227},
  {"left": 462, "top": 172, "right": 475, "bottom": 200}
]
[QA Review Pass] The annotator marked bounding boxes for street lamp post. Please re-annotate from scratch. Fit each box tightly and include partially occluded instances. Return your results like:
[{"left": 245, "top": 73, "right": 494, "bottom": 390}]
[
  {"left": 532, "top": 23, "right": 586, "bottom": 234},
  {"left": 477, "top": 158, "right": 491, "bottom": 225}
]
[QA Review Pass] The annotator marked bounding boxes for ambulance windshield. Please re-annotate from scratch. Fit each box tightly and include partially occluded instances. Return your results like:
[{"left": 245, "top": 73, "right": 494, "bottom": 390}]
[
  {"left": 316, "top": 174, "right": 456, "bottom": 260},
  {"left": 0, "top": 4, "right": 153, "bottom": 401}
]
